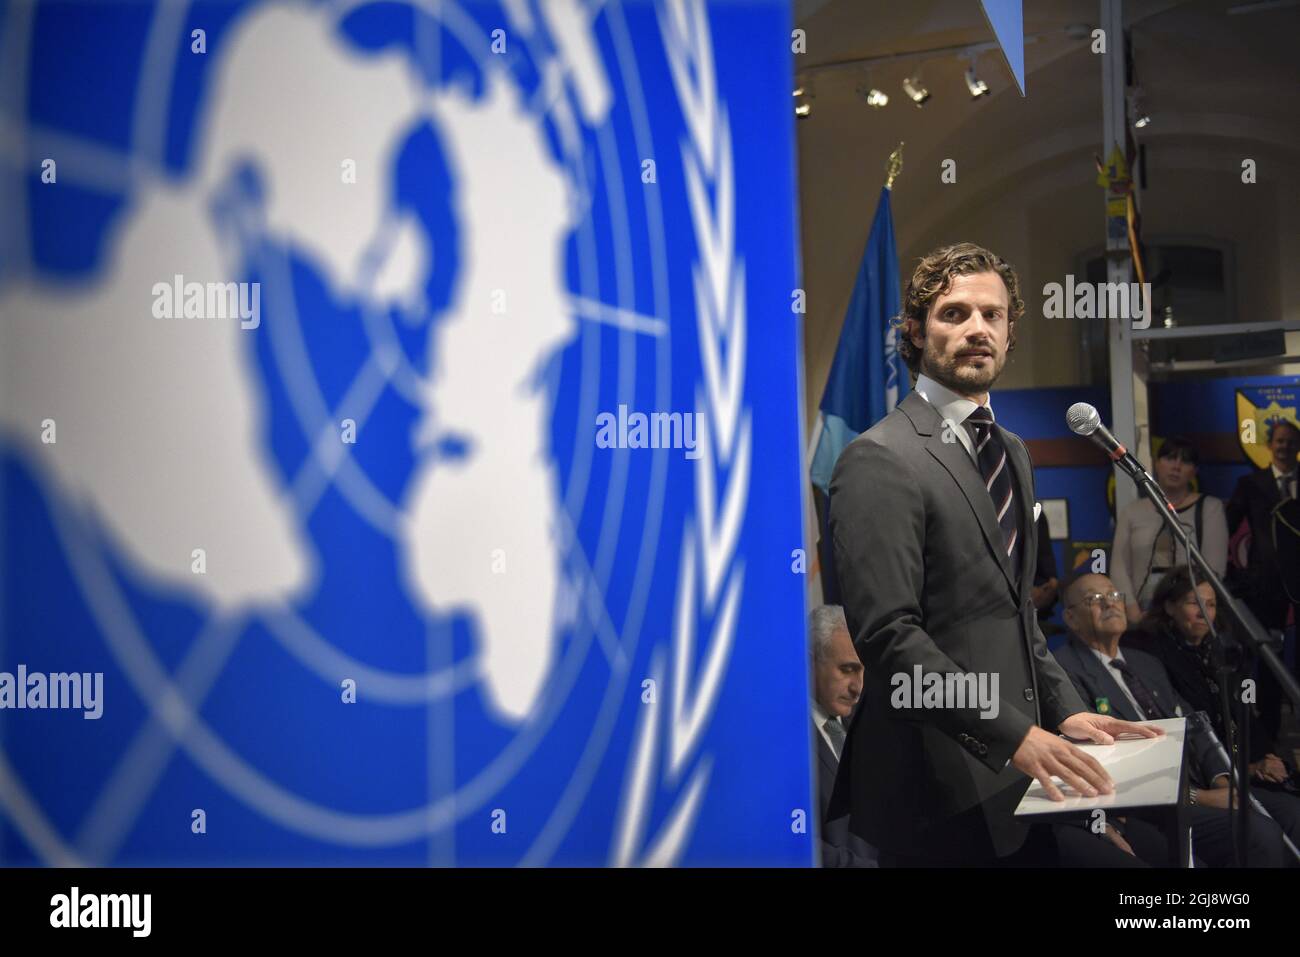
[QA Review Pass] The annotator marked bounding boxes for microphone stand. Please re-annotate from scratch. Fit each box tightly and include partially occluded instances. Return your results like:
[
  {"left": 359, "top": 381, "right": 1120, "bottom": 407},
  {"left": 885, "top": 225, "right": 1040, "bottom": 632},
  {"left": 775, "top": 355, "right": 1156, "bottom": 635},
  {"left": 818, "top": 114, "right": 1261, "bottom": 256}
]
[{"left": 1117, "top": 459, "right": 1300, "bottom": 865}]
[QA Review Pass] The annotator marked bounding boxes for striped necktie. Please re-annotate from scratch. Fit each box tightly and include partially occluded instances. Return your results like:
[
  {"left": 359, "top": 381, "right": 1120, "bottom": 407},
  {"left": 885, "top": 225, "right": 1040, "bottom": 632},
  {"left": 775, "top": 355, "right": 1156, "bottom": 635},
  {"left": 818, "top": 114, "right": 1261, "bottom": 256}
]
[
  {"left": 966, "top": 406, "right": 1018, "bottom": 560},
  {"left": 1108, "top": 658, "right": 1169, "bottom": 719}
]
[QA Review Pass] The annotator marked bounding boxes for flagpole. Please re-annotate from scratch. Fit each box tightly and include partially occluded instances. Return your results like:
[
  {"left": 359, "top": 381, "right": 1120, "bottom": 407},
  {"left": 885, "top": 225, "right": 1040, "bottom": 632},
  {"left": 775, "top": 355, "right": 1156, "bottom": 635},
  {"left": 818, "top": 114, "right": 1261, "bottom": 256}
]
[{"left": 809, "top": 145, "right": 908, "bottom": 604}]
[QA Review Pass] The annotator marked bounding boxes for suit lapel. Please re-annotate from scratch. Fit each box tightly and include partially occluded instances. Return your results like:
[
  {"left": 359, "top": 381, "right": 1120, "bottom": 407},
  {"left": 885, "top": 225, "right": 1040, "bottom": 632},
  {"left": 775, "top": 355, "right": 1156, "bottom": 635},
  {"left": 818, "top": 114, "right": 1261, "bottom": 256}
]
[
  {"left": 1069, "top": 637, "right": 1139, "bottom": 721},
  {"left": 813, "top": 722, "right": 838, "bottom": 777},
  {"left": 1125, "top": 654, "right": 1178, "bottom": 719},
  {"left": 1257, "top": 467, "right": 1281, "bottom": 507},
  {"left": 904, "top": 392, "right": 1017, "bottom": 598}
]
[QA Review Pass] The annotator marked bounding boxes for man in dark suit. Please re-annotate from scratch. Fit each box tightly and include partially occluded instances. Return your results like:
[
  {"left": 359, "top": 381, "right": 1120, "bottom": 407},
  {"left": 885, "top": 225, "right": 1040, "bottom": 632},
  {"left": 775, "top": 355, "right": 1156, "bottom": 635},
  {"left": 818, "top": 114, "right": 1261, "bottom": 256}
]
[
  {"left": 828, "top": 242, "right": 1159, "bottom": 867},
  {"left": 1053, "top": 571, "right": 1289, "bottom": 866},
  {"left": 809, "top": 604, "right": 877, "bottom": 867},
  {"left": 1031, "top": 511, "right": 1062, "bottom": 635},
  {"left": 1226, "top": 417, "right": 1300, "bottom": 745}
]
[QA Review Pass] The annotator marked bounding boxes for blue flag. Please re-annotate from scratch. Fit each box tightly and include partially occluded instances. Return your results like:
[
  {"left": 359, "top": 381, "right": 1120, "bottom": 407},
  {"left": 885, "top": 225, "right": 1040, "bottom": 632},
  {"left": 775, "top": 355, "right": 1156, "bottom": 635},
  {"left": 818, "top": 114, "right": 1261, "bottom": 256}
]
[
  {"left": 810, "top": 187, "right": 907, "bottom": 497},
  {"left": 980, "top": 0, "right": 1026, "bottom": 95}
]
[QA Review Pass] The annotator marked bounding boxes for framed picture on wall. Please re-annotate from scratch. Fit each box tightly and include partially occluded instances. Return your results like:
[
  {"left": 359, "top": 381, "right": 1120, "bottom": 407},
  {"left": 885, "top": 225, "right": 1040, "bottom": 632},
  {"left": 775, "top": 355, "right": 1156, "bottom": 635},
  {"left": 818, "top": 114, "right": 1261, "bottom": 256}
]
[{"left": 1041, "top": 498, "right": 1069, "bottom": 541}]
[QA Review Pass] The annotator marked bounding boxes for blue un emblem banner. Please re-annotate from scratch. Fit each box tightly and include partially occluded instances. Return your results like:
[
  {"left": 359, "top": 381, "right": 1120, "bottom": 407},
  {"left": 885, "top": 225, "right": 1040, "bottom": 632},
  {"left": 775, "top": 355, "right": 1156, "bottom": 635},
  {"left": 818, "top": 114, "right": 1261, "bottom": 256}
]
[{"left": 0, "top": 0, "right": 814, "bottom": 866}]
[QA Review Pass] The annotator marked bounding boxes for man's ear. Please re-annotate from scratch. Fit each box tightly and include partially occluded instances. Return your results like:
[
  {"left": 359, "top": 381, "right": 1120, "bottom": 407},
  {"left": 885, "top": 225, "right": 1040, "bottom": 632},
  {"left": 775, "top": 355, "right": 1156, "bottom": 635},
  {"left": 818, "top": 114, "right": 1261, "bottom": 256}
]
[{"left": 905, "top": 316, "right": 925, "bottom": 351}]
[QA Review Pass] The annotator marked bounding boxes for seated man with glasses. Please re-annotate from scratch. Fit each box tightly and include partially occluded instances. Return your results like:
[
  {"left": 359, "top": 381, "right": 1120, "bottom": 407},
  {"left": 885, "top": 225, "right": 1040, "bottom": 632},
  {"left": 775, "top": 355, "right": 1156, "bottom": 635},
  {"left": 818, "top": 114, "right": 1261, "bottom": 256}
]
[{"left": 1051, "top": 571, "right": 1291, "bottom": 867}]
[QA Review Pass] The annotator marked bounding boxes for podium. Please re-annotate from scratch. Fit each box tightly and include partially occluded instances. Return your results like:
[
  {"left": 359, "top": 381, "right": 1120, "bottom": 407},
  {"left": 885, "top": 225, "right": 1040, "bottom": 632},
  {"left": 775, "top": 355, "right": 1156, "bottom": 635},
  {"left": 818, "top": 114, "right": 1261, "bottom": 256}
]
[{"left": 1014, "top": 717, "right": 1190, "bottom": 866}]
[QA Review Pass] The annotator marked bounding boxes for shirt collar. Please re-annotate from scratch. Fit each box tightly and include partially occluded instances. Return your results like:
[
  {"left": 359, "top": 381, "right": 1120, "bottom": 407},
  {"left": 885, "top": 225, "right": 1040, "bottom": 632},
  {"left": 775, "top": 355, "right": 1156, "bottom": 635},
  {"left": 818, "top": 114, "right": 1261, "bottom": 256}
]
[
  {"left": 811, "top": 700, "right": 833, "bottom": 729},
  {"left": 914, "top": 373, "right": 992, "bottom": 430},
  {"left": 1271, "top": 462, "right": 1296, "bottom": 480},
  {"left": 1089, "top": 644, "right": 1125, "bottom": 669}
]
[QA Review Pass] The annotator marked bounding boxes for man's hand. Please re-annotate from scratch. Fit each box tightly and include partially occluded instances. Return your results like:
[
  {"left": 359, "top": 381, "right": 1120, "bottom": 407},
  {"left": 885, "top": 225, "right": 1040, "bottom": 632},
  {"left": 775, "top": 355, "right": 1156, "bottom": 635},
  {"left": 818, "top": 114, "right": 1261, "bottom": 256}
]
[
  {"left": 1251, "top": 754, "right": 1288, "bottom": 784},
  {"left": 1058, "top": 711, "right": 1165, "bottom": 746},
  {"left": 1102, "top": 823, "right": 1136, "bottom": 857},
  {"left": 1031, "top": 577, "right": 1058, "bottom": 612},
  {"left": 1011, "top": 726, "right": 1115, "bottom": 801}
]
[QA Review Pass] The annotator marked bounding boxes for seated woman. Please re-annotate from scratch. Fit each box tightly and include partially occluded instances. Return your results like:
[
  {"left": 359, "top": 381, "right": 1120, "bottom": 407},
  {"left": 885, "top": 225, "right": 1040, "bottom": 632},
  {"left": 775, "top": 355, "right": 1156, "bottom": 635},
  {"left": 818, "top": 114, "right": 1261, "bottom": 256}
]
[{"left": 1128, "top": 566, "right": 1294, "bottom": 791}]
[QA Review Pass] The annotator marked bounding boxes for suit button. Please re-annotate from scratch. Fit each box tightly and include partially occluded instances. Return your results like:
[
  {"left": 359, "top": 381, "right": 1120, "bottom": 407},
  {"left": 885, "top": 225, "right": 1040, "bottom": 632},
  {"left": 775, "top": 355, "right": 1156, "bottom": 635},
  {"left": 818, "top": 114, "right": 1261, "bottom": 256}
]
[
  {"left": 1024, "top": 688, "right": 1035, "bottom": 701},
  {"left": 979, "top": 744, "right": 989, "bottom": 756}
]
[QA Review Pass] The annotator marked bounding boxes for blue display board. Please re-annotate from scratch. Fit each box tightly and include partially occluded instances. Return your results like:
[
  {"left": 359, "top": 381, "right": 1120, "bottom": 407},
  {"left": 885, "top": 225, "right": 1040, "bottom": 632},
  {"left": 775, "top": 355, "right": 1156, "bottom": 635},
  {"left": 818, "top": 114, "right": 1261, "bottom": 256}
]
[{"left": 0, "top": 0, "right": 813, "bottom": 867}]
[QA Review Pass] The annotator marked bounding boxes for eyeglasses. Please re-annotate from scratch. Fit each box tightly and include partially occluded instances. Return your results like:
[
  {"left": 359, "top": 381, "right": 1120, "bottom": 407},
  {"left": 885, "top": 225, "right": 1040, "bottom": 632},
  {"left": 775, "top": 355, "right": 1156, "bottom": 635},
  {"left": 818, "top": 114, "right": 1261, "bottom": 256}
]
[{"left": 1069, "top": 591, "right": 1125, "bottom": 610}]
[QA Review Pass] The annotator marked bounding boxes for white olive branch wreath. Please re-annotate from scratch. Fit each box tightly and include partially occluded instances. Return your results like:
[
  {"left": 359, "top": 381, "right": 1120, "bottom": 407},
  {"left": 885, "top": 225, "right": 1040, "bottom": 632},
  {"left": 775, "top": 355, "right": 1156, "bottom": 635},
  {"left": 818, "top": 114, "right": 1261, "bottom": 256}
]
[{"left": 611, "top": 0, "right": 751, "bottom": 867}]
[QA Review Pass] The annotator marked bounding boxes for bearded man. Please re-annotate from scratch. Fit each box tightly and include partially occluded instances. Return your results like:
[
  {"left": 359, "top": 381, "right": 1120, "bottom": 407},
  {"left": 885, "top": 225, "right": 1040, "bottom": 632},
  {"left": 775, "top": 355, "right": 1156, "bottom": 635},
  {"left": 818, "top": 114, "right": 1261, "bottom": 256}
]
[{"left": 827, "top": 243, "right": 1161, "bottom": 866}]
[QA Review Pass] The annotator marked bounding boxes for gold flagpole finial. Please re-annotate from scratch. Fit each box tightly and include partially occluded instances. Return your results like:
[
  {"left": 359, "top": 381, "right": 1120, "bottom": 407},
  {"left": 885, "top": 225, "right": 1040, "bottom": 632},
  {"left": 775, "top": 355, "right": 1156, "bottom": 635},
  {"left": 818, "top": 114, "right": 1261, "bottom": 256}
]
[{"left": 885, "top": 142, "right": 904, "bottom": 190}]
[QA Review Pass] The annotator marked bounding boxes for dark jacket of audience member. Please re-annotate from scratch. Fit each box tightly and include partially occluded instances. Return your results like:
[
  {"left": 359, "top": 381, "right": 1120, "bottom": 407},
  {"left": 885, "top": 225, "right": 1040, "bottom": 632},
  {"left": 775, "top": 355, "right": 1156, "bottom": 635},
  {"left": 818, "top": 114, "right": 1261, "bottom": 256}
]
[
  {"left": 813, "top": 719, "right": 877, "bottom": 867},
  {"left": 1225, "top": 421, "right": 1300, "bottom": 630}
]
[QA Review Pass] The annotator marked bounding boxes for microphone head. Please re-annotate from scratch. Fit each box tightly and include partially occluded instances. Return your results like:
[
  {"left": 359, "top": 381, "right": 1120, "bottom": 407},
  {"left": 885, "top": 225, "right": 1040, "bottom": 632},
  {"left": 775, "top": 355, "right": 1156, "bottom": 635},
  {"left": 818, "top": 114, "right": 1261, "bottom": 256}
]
[{"left": 1067, "top": 402, "right": 1102, "bottom": 437}]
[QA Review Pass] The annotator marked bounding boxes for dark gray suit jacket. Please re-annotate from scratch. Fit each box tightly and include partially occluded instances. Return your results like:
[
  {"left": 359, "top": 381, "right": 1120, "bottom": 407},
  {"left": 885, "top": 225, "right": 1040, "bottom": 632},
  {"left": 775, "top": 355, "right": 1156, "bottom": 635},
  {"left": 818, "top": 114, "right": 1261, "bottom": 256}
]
[
  {"left": 827, "top": 389, "right": 1087, "bottom": 860},
  {"left": 813, "top": 720, "right": 878, "bottom": 867},
  {"left": 1052, "top": 635, "right": 1230, "bottom": 785}
]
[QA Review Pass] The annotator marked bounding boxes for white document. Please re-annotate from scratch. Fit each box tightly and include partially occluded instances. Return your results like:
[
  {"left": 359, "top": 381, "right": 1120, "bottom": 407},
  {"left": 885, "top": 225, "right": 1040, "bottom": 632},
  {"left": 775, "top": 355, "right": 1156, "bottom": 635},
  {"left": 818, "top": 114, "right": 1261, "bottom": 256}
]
[{"left": 1015, "top": 717, "right": 1185, "bottom": 816}]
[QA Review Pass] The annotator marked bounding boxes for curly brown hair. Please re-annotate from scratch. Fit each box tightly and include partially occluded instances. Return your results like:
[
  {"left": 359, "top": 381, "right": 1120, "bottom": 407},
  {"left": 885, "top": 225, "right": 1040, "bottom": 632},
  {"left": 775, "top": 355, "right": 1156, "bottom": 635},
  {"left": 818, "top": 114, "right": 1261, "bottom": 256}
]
[{"left": 894, "top": 243, "right": 1024, "bottom": 374}]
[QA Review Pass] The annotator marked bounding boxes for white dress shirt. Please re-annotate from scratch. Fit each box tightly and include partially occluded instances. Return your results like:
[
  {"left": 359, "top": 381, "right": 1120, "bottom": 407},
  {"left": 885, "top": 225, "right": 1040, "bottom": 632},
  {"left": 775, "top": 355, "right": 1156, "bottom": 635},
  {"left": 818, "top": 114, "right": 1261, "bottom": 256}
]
[
  {"left": 913, "top": 373, "right": 993, "bottom": 466},
  {"left": 812, "top": 701, "right": 839, "bottom": 755}
]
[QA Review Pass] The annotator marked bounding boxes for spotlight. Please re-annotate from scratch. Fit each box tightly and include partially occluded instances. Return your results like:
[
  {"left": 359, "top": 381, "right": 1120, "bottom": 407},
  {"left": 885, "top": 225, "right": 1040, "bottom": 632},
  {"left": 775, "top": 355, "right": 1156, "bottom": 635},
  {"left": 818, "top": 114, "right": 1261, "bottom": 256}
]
[
  {"left": 856, "top": 83, "right": 888, "bottom": 108},
  {"left": 964, "top": 66, "right": 989, "bottom": 99},
  {"left": 793, "top": 86, "right": 812, "bottom": 118},
  {"left": 902, "top": 76, "right": 929, "bottom": 107},
  {"left": 1128, "top": 89, "right": 1151, "bottom": 129}
]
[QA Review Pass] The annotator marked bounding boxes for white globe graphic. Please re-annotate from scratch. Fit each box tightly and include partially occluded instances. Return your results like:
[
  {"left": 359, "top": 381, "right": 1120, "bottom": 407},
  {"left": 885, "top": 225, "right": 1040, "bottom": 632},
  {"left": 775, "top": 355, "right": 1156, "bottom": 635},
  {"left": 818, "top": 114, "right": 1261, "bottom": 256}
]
[{"left": 0, "top": 0, "right": 680, "bottom": 865}]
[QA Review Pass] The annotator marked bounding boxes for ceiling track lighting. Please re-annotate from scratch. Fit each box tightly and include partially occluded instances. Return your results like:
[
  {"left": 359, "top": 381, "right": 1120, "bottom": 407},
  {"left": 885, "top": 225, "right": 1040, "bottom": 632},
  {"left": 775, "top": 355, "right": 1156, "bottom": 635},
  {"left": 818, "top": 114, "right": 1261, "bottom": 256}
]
[
  {"left": 793, "top": 85, "right": 812, "bottom": 118},
  {"left": 964, "top": 65, "right": 989, "bottom": 99},
  {"left": 902, "top": 76, "right": 929, "bottom": 107},
  {"left": 1128, "top": 88, "right": 1151, "bottom": 128},
  {"left": 855, "top": 78, "right": 888, "bottom": 108}
]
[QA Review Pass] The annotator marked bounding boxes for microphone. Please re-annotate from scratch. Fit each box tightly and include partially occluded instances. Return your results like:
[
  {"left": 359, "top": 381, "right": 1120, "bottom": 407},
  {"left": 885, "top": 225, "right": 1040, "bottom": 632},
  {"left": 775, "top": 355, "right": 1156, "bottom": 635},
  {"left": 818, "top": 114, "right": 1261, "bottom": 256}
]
[{"left": 1066, "top": 402, "right": 1147, "bottom": 480}]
